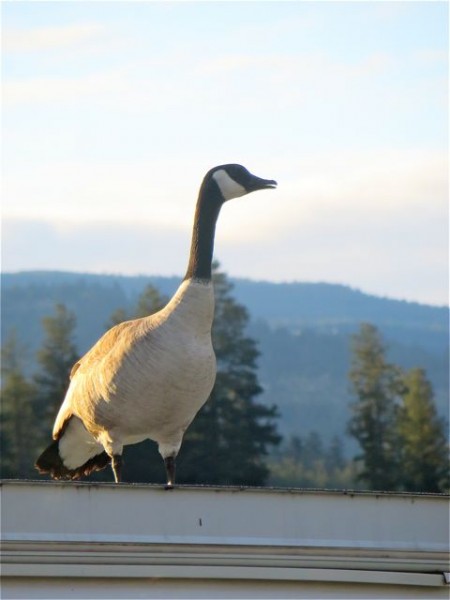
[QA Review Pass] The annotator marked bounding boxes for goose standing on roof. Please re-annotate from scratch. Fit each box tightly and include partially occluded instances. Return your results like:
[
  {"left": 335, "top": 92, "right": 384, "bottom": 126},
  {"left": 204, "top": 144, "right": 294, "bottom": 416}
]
[{"left": 35, "top": 164, "right": 277, "bottom": 487}]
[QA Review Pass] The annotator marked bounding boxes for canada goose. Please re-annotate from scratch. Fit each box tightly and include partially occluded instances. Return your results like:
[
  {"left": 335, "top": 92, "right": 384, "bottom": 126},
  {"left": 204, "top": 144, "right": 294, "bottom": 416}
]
[{"left": 35, "top": 164, "right": 277, "bottom": 487}]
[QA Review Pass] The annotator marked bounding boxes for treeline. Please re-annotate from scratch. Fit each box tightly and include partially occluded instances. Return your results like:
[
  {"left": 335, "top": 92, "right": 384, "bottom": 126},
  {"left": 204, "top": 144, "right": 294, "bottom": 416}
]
[
  {"left": 267, "top": 323, "right": 449, "bottom": 493},
  {"left": 348, "top": 323, "right": 449, "bottom": 492},
  {"left": 1, "top": 266, "right": 448, "bottom": 492},
  {"left": 268, "top": 432, "right": 358, "bottom": 489}
]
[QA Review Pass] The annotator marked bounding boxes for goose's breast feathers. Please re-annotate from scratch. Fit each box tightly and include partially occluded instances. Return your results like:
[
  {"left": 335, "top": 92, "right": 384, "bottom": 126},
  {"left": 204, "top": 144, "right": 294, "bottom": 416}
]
[{"left": 53, "top": 279, "right": 216, "bottom": 443}]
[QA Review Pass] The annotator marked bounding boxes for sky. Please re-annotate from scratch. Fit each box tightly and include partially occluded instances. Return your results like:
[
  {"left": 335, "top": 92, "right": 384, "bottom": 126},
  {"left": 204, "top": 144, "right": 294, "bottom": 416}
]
[{"left": 2, "top": 1, "right": 448, "bottom": 306}]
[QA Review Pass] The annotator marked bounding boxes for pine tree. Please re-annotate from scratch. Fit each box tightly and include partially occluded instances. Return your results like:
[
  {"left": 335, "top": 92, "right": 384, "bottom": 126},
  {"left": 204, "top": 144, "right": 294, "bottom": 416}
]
[
  {"left": 398, "top": 368, "right": 449, "bottom": 492},
  {"left": 106, "top": 284, "right": 168, "bottom": 328},
  {"left": 34, "top": 304, "right": 79, "bottom": 426},
  {"left": 1, "top": 332, "right": 39, "bottom": 478},
  {"left": 267, "top": 432, "right": 356, "bottom": 489},
  {"left": 134, "top": 284, "right": 168, "bottom": 318},
  {"left": 106, "top": 307, "right": 128, "bottom": 329},
  {"left": 325, "top": 435, "right": 346, "bottom": 472},
  {"left": 302, "top": 431, "right": 324, "bottom": 469},
  {"left": 178, "top": 264, "right": 281, "bottom": 485},
  {"left": 348, "top": 323, "right": 405, "bottom": 490}
]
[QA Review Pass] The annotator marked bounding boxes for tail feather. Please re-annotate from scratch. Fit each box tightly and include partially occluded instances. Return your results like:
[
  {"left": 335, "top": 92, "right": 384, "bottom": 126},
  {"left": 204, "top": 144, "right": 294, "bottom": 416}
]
[{"left": 35, "top": 440, "right": 110, "bottom": 480}]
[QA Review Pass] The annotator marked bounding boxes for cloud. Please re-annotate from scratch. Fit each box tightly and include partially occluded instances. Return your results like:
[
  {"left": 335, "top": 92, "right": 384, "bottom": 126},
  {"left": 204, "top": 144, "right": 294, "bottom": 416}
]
[
  {"left": 2, "top": 158, "right": 207, "bottom": 225},
  {"left": 3, "top": 148, "right": 446, "bottom": 242},
  {"left": 1, "top": 218, "right": 191, "bottom": 276},
  {"left": 3, "top": 69, "right": 127, "bottom": 106},
  {"left": 218, "top": 148, "right": 448, "bottom": 244},
  {"left": 3, "top": 23, "right": 105, "bottom": 53},
  {"left": 2, "top": 21, "right": 396, "bottom": 113},
  {"left": 414, "top": 49, "right": 448, "bottom": 66},
  {"left": 2, "top": 148, "right": 448, "bottom": 310},
  {"left": 198, "top": 50, "right": 393, "bottom": 80}
]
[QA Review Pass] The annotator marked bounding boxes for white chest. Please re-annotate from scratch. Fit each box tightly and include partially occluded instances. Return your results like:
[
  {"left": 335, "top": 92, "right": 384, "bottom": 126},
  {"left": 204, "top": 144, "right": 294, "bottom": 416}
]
[{"left": 100, "top": 279, "right": 217, "bottom": 440}]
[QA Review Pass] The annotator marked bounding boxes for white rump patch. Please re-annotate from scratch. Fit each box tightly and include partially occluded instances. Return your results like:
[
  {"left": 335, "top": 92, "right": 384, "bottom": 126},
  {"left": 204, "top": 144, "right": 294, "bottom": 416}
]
[
  {"left": 212, "top": 169, "right": 247, "bottom": 200},
  {"left": 59, "top": 417, "right": 104, "bottom": 469}
]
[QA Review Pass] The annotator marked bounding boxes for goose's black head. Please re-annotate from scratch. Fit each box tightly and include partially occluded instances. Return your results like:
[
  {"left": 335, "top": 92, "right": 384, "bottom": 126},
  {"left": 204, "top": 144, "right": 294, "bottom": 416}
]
[{"left": 204, "top": 164, "right": 277, "bottom": 202}]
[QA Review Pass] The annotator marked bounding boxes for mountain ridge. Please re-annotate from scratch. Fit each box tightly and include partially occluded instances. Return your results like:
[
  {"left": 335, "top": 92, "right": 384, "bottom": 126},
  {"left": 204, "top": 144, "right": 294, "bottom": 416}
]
[
  {"left": 3, "top": 270, "right": 447, "bottom": 350},
  {"left": 2, "top": 269, "right": 447, "bottom": 309}
]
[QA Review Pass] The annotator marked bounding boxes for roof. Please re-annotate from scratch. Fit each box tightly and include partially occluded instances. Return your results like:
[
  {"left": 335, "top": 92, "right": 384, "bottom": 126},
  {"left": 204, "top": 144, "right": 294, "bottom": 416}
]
[{"left": 1, "top": 480, "right": 449, "bottom": 593}]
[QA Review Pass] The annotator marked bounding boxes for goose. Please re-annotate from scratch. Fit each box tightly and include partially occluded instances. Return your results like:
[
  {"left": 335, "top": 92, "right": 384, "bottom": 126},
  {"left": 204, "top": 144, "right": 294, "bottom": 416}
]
[{"left": 35, "top": 164, "right": 277, "bottom": 487}]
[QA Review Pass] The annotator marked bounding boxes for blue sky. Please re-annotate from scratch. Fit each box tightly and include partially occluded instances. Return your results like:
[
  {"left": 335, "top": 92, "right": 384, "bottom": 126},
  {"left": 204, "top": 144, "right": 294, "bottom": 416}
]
[{"left": 2, "top": 1, "right": 448, "bottom": 305}]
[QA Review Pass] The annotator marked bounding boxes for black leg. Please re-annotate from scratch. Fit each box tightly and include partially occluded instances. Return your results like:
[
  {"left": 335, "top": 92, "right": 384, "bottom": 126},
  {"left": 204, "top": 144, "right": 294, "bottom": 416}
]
[
  {"left": 112, "top": 454, "right": 123, "bottom": 483},
  {"left": 164, "top": 456, "right": 176, "bottom": 489}
]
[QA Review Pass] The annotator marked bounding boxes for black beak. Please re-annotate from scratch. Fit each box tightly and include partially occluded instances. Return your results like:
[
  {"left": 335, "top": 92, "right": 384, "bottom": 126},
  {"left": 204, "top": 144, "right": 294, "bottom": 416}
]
[{"left": 248, "top": 175, "right": 278, "bottom": 192}]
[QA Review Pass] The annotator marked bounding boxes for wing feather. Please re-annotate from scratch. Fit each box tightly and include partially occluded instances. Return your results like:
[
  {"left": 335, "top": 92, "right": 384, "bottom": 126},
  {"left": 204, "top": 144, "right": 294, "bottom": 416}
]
[{"left": 52, "top": 319, "right": 146, "bottom": 439}]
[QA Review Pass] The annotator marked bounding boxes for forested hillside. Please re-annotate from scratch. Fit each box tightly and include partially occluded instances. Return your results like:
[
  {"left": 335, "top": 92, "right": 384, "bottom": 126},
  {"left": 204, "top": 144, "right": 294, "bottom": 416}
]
[{"left": 2, "top": 271, "right": 448, "bottom": 453}]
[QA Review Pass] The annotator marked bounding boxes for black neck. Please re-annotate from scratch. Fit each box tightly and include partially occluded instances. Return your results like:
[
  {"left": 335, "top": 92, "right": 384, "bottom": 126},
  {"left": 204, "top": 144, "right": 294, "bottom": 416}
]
[{"left": 184, "top": 178, "right": 224, "bottom": 281}]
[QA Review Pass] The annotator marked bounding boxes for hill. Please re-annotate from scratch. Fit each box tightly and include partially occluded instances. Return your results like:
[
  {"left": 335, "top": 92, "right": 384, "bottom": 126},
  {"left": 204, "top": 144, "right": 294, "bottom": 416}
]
[{"left": 2, "top": 271, "right": 448, "bottom": 451}]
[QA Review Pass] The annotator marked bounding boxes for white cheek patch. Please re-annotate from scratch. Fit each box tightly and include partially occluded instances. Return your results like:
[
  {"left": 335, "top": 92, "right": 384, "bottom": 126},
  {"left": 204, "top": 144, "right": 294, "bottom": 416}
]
[{"left": 212, "top": 169, "right": 247, "bottom": 200}]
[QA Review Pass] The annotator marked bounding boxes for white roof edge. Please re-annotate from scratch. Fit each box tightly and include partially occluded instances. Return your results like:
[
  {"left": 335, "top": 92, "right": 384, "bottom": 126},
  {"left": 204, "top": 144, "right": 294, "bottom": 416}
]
[
  {"left": 1, "top": 478, "right": 448, "bottom": 499},
  {"left": 1, "top": 479, "right": 448, "bottom": 588},
  {"left": 1, "top": 481, "right": 449, "bottom": 590}
]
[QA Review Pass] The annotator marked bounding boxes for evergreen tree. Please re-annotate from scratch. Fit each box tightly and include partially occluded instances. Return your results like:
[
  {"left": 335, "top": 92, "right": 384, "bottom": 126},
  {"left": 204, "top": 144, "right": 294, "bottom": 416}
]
[
  {"left": 178, "top": 264, "right": 281, "bottom": 484},
  {"left": 106, "top": 284, "right": 168, "bottom": 328},
  {"left": 106, "top": 307, "right": 128, "bottom": 329},
  {"left": 348, "top": 323, "right": 405, "bottom": 490},
  {"left": 267, "top": 432, "right": 356, "bottom": 489},
  {"left": 134, "top": 284, "right": 168, "bottom": 318},
  {"left": 1, "top": 332, "right": 39, "bottom": 478},
  {"left": 325, "top": 435, "right": 346, "bottom": 472},
  {"left": 398, "top": 368, "right": 449, "bottom": 492},
  {"left": 34, "top": 304, "right": 79, "bottom": 426},
  {"left": 284, "top": 435, "right": 303, "bottom": 461},
  {"left": 302, "top": 431, "right": 324, "bottom": 469}
]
